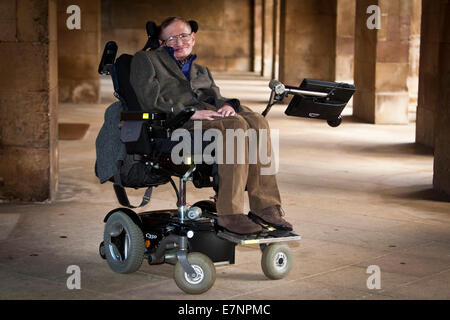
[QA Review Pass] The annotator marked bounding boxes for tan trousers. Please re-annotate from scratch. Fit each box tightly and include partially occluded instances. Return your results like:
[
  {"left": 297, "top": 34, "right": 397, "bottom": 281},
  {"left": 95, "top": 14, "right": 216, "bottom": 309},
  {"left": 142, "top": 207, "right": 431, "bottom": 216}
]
[{"left": 195, "top": 106, "right": 281, "bottom": 215}]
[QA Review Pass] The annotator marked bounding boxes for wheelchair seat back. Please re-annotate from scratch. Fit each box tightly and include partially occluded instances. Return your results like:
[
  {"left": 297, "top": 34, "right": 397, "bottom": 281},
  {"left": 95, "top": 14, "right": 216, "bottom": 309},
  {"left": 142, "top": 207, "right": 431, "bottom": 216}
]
[
  {"left": 96, "top": 21, "right": 217, "bottom": 209},
  {"left": 114, "top": 54, "right": 143, "bottom": 112}
]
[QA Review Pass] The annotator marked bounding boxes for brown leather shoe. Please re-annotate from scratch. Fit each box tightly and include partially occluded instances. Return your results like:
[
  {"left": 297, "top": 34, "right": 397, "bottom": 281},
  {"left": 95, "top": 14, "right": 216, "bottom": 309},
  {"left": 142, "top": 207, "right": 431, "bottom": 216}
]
[
  {"left": 249, "top": 205, "right": 293, "bottom": 231},
  {"left": 217, "top": 214, "right": 263, "bottom": 235}
]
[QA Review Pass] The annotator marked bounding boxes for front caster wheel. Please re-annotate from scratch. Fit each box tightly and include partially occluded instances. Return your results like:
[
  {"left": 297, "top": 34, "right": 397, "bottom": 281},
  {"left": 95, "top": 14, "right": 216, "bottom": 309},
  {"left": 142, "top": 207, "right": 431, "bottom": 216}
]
[
  {"left": 327, "top": 116, "right": 342, "bottom": 127},
  {"left": 261, "top": 243, "right": 292, "bottom": 280},
  {"left": 174, "top": 252, "right": 216, "bottom": 294}
]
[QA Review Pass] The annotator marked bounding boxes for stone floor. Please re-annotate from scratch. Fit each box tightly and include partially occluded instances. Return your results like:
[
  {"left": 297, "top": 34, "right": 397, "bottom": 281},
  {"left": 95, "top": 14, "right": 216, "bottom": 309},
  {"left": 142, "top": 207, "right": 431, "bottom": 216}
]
[{"left": 1, "top": 74, "right": 449, "bottom": 300}]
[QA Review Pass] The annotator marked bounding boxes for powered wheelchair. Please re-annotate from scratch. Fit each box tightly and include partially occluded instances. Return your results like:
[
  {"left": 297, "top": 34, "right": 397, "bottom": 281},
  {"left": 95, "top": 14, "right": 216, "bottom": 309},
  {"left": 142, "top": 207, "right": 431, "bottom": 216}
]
[{"left": 96, "top": 21, "right": 354, "bottom": 294}]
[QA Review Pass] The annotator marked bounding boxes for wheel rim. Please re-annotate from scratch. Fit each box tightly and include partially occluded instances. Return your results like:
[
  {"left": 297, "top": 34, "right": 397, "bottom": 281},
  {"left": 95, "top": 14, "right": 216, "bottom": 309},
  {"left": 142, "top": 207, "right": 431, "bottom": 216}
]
[
  {"left": 273, "top": 251, "right": 288, "bottom": 272},
  {"left": 184, "top": 265, "right": 204, "bottom": 285},
  {"left": 107, "top": 221, "right": 131, "bottom": 262}
]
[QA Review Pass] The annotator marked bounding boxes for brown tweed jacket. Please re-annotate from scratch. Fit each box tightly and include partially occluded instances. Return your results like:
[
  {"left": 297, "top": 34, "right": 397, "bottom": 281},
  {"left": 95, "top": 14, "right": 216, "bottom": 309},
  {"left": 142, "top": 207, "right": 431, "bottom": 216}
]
[{"left": 130, "top": 46, "right": 230, "bottom": 125}]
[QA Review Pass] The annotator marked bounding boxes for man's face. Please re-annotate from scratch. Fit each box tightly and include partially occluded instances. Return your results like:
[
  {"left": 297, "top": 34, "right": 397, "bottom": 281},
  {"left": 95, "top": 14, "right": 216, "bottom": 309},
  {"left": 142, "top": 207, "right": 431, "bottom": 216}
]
[{"left": 160, "top": 20, "right": 195, "bottom": 60}]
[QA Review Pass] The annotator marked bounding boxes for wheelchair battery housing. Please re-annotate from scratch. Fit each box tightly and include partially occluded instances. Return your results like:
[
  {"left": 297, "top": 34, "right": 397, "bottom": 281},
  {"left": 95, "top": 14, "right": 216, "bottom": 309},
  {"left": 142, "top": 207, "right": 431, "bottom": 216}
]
[
  {"left": 284, "top": 78, "right": 355, "bottom": 121},
  {"left": 189, "top": 227, "right": 236, "bottom": 265},
  {"left": 139, "top": 210, "right": 236, "bottom": 265}
]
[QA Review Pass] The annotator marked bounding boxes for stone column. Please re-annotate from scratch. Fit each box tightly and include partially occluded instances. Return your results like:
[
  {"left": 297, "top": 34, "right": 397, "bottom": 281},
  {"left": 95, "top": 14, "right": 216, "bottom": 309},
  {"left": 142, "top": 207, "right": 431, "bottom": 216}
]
[
  {"left": 335, "top": 0, "right": 355, "bottom": 83},
  {"left": 262, "top": 0, "right": 274, "bottom": 78},
  {"left": 279, "top": 0, "right": 337, "bottom": 86},
  {"left": 353, "top": 0, "right": 411, "bottom": 124},
  {"left": 253, "top": 0, "right": 263, "bottom": 74},
  {"left": 272, "top": 0, "right": 281, "bottom": 80},
  {"left": 416, "top": 0, "right": 443, "bottom": 148},
  {"left": 407, "top": 0, "right": 421, "bottom": 122},
  {"left": 57, "top": 0, "right": 101, "bottom": 103},
  {"left": 432, "top": 0, "right": 450, "bottom": 196},
  {"left": 0, "top": 0, "right": 58, "bottom": 201}
]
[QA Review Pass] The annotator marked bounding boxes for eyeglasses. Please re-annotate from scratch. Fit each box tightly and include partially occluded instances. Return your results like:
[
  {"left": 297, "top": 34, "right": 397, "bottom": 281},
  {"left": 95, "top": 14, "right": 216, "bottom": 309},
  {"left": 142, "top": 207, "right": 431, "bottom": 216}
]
[{"left": 163, "top": 33, "right": 193, "bottom": 46}]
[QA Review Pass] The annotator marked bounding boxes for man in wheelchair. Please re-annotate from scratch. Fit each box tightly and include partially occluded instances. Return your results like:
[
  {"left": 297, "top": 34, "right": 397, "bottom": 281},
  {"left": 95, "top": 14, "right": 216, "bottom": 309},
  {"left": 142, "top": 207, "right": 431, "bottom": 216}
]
[
  {"left": 128, "top": 16, "right": 293, "bottom": 235},
  {"left": 97, "top": 16, "right": 293, "bottom": 236},
  {"left": 95, "top": 16, "right": 356, "bottom": 293}
]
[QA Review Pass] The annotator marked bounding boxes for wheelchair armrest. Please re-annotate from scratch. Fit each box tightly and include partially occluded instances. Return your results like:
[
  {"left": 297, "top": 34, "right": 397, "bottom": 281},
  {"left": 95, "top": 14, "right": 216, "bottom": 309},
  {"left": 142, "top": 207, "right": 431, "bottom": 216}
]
[
  {"left": 120, "top": 109, "right": 194, "bottom": 129},
  {"left": 164, "top": 108, "right": 195, "bottom": 131},
  {"left": 120, "top": 111, "right": 167, "bottom": 121},
  {"left": 119, "top": 108, "right": 194, "bottom": 154}
]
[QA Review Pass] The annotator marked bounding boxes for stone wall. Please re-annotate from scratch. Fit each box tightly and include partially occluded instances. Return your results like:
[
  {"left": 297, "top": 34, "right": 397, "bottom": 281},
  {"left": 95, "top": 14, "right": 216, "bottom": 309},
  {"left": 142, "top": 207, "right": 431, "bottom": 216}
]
[
  {"left": 0, "top": 0, "right": 58, "bottom": 201},
  {"left": 101, "top": 0, "right": 253, "bottom": 72},
  {"left": 336, "top": 0, "right": 355, "bottom": 83},
  {"left": 279, "top": 0, "right": 337, "bottom": 86},
  {"left": 58, "top": 0, "right": 101, "bottom": 103}
]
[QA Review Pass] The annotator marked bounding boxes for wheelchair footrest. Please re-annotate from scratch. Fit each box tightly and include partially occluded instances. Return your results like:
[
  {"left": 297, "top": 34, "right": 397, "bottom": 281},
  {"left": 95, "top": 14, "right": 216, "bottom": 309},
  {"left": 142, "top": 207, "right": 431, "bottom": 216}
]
[{"left": 216, "top": 230, "right": 301, "bottom": 246}]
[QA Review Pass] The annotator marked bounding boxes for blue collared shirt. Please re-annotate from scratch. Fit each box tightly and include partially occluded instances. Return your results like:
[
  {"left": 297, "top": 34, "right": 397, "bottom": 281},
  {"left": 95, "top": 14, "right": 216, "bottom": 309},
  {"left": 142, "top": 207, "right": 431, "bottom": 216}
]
[{"left": 163, "top": 46, "right": 197, "bottom": 81}]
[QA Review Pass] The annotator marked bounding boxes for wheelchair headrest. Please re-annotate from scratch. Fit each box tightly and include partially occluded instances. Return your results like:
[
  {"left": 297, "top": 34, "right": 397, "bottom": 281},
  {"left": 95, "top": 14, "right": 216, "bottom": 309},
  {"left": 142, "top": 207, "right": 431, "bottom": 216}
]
[
  {"left": 144, "top": 21, "right": 160, "bottom": 50},
  {"left": 142, "top": 20, "right": 199, "bottom": 51},
  {"left": 188, "top": 20, "right": 199, "bottom": 33}
]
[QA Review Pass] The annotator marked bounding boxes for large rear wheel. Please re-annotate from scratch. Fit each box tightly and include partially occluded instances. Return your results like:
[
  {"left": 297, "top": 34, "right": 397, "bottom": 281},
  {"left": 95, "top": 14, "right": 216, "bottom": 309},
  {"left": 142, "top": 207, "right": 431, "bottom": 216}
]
[{"left": 103, "top": 211, "right": 145, "bottom": 274}]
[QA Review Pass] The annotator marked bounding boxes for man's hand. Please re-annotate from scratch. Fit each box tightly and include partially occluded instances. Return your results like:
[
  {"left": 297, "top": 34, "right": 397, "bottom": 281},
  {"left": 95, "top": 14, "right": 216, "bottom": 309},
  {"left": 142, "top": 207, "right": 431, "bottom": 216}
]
[
  {"left": 217, "top": 104, "right": 236, "bottom": 117},
  {"left": 190, "top": 110, "right": 224, "bottom": 121}
]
